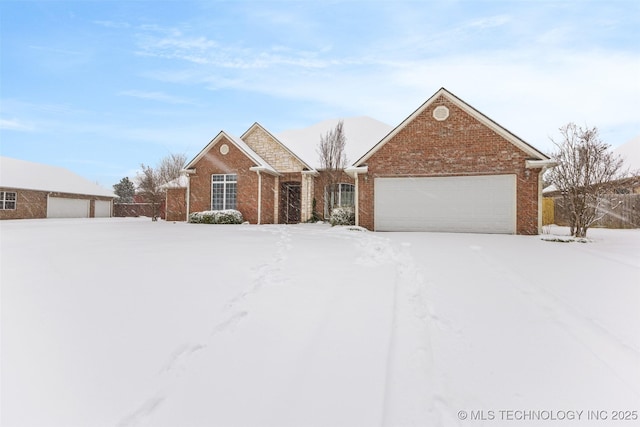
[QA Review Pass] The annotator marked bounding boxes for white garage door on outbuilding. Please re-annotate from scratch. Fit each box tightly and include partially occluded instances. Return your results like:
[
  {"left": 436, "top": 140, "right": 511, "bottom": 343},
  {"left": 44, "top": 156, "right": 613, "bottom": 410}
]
[
  {"left": 374, "top": 174, "right": 517, "bottom": 234},
  {"left": 47, "top": 197, "right": 90, "bottom": 218},
  {"left": 94, "top": 200, "right": 112, "bottom": 218}
]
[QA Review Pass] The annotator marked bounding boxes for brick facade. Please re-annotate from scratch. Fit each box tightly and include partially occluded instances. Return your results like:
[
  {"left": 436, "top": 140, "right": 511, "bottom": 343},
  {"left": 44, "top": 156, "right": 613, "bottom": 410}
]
[
  {"left": 356, "top": 94, "right": 543, "bottom": 235},
  {"left": 0, "top": 188, "right": 48, "bottom": 220},
  {"left": 313, "top": 171, "right": 355, "bottom": 220},
  {"left": 165, "top": 188, "right": 187, "bottom": 221}
]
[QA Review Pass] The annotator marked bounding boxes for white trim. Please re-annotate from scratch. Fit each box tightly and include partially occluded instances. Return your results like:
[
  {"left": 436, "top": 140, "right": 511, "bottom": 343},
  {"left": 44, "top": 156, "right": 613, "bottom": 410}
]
[
  {"left": 0, "top": 190, "right": 17, "bottom": 210},
  {"left": 211, "top": 173, "right": 238, "bottom": 211}
]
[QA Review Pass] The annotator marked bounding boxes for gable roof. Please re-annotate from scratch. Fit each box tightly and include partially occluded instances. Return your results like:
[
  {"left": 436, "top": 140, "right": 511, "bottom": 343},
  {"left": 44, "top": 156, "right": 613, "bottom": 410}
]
[
  {"left": 184, "top": 130, "right": 278, "bottom": 175},
  {"left": 354, "top": 87, "right": 550, "bottom": 167},
  {"left": 277, "top": 116, "right": 393, "bottom": 170},
  {"left": 241, "top": 122, "right": 316, "bottom": 172},
  {"left": 0, "top": 156, "right": 115, "bottom": 197}
]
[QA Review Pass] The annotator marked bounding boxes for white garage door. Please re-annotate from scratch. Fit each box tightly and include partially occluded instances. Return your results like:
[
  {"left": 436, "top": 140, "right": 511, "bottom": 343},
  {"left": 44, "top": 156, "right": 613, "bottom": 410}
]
[
  {"left": 374, "top": 175, "right": 516, "bottom": 233},
  {"left": 94, "top": 200, "right": 112, "bottom": 218},
  {"left": 47, "top": 197, "right": 90, "bottom": 218}
]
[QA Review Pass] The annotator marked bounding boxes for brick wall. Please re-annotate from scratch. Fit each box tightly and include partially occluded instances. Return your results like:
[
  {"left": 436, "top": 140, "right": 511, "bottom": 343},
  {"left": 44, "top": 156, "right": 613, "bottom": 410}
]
[
  {"left": 313, "top": 171, "right": 355, "bottom": 220},
  {"left": 0, "top": 188, "right": 47, "bottom": 220},
  {"left": 165, "top": 188, "right": 187, "bottom": 221},
  {"left": 188, "top": 136, "right": 266, "bottom": 224},
  {"left": 358, "top": 95, "right": 541, "bottom": 235}
]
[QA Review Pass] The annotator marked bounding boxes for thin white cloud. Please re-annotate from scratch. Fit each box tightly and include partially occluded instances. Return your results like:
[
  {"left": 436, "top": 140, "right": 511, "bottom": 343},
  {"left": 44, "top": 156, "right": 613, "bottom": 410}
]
[
  {"left": 0, "top": 118, "right": 34, "bottom": 132},
  {"left": 119, "top": 90, "right": 196, "bottom": 105},
  {"left": 93, "top": 20, "right": 131, "bottom": 29}
]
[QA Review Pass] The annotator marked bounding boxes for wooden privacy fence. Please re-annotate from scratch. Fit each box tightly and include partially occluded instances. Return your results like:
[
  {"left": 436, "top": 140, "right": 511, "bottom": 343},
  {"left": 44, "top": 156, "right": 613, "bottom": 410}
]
[{"left": 547, "top": 194, "right": 640, "bottom": 229}]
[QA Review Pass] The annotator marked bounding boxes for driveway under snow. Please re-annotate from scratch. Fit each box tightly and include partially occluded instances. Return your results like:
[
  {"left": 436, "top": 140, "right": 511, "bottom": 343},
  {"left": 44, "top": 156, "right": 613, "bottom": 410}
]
[{"left": 1, "top": 219, "right": 639, "bottom": 427}]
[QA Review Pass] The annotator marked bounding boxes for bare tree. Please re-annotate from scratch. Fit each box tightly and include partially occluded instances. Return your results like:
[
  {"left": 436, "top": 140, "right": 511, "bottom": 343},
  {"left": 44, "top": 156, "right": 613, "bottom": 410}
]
[
  {"left": 158, "top": 153, "right": 187, "bottom": 186},
  {"left": 137, "top": 153, "right": 187, "bottom": 220},
  {"left": 317, "top": 120, "right": 347, "bottom": 217},
  {"left": 547, "top": 123, "right": 626, "bottom": 237}
]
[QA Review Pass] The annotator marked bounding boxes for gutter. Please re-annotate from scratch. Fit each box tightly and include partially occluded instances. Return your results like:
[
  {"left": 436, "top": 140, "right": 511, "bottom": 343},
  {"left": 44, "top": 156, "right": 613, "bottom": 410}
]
[
  {"left": 249, "top": 166, "right": 280, "bottom": 176},
  {"left": 345, "top": 165, "right": 368, "bottom": 179},
  {"left": 526, "top": 159, "right": 557, "bottom": 169},
  {"left": 182, "top": 169, "right": 195, "bottom": 220}
]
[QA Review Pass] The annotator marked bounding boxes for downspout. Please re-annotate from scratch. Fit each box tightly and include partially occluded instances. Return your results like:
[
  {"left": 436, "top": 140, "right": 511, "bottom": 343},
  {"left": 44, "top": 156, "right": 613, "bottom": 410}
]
[
  {"left": 526, "top": 159, "right": 557, "bottom": 234},
  {"left": 186, "top": 175, "right": 191, "bottom": 221},
  {"left": 182, "top": 169, "right": 195, "bottom": 222},
  {"left": 354, "top": 173, "right": 359, "bottom": 227},
  {"left": 257, "top": 170, "right": 262, "bottom": 225},
  {"left": 344, "top": 165, "right": 368, "bottom": 228}
]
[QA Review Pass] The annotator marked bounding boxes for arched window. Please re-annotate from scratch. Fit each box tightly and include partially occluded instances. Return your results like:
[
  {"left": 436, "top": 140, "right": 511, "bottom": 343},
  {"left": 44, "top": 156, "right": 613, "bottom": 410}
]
[{"left": 325, "top": 183, "right": 354, "bottom": 216}]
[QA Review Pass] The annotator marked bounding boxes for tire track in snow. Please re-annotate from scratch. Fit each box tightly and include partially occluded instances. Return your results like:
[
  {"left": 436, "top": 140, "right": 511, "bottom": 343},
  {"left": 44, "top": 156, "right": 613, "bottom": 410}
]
[
  {"left": 354, "top": 233, "right": 455, "bottom": 426},
  {"left": 116, "top": 226, "right": 292, "bottom": 426}
]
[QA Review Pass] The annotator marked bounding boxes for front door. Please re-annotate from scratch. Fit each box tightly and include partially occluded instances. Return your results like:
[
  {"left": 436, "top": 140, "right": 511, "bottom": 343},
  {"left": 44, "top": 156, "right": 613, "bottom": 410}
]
[{"left": 280, "top": 182, "right": 301, "bottom": 224}]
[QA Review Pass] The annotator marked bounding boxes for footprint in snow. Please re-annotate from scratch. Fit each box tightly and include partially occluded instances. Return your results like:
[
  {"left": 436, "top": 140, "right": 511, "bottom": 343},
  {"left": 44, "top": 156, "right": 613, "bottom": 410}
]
[
  {"left": 211, "top": 310, "right": 248, "bottom": 336},
  {"left": 117, "top": 396, "right": 165, "bottom": 427},
  {"left": 159, "top": 343, "right": 206, "bottom": 374}
]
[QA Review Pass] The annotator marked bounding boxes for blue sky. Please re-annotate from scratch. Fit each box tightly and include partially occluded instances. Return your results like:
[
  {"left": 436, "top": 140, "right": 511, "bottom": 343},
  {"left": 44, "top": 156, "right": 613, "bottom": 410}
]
[{"left": 1, "top": 0, "right": 639, "bottom": 188}]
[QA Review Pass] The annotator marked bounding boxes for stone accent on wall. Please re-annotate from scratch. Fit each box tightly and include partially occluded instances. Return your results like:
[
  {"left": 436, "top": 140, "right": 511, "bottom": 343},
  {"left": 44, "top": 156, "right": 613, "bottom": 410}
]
[{"left": 243, "top": 125, "right": 306, "bottom": 173}]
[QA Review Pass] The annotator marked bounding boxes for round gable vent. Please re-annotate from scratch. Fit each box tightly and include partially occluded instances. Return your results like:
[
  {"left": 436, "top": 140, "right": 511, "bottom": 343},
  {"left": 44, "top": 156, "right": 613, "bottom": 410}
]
[
  {"left": 219, "top": 144, "right": 230, "bottom": 155},
  {"left": 433, "top": 105, "right": 450, "bottom": 121}
]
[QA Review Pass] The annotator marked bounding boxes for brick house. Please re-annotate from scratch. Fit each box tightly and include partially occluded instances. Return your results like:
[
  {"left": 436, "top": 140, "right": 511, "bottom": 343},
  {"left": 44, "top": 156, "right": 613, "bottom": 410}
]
[
  {"left": 0, "top": 157, "right": 115, "bottom": 220},
  {"left": 174, "top": 88, "right": 554, "bottom": 234}
]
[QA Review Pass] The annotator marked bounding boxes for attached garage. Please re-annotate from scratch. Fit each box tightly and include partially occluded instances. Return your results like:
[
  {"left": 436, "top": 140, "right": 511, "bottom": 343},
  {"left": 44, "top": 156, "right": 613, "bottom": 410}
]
[
  {"left": 349, "top": 87, "right": 556, "bottom": 235},
  {"left": 47, "top": 197, "right": 90, "bottom": 218},
  {"left": 374, "top": 175, "right": 516, "bottom": 233}
]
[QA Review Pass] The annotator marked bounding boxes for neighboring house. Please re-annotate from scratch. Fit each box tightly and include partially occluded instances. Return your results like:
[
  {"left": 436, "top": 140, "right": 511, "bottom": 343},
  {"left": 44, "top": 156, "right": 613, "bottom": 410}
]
[
  {"left": 0, "top": 157, "right": 115, "bottom": 220},
  {"left": 173, "top": 87, "right": 554, "bottom": 234}
]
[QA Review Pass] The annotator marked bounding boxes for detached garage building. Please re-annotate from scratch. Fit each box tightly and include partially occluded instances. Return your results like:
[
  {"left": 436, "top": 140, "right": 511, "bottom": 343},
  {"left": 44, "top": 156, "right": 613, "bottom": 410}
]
[
  {"left": 347, "top": 88, "right": 555, "bottom": 235},
  {"left": 0, "top": 157, "right": 115, "bottom": 220}
]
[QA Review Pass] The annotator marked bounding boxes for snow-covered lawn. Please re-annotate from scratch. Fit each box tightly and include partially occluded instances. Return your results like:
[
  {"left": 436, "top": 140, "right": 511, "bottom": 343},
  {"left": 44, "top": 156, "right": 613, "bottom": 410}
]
[{"left": 1, "top": 219, "right": 639, "bottom": 427}]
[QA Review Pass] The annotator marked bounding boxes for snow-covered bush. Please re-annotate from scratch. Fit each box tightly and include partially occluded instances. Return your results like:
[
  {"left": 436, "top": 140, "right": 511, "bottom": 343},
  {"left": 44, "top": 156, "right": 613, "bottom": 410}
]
[
  {"left": 189, "top": 210, "right": 243, "bottom": 224},
  {"left": 330, "top": 207, "right": 355, "bottom": 226}
]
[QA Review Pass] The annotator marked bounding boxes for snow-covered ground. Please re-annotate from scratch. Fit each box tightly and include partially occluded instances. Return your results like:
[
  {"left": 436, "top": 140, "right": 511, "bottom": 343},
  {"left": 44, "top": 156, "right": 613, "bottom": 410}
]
[{"left": 1, "top": 219, "right": 639, "bottom": 427}]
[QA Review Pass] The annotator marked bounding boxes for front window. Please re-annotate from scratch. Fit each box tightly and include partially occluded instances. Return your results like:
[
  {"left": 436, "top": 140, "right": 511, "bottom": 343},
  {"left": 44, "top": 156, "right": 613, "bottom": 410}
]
[
  {"left": 0, "top": 191, "right": 16, "bottom": 210},
  {"left": 325, "top": 183, "right": 354, "bottom": 216},
  {"left": 211, "top": 174, "right": 237, "bottom": 210}
]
